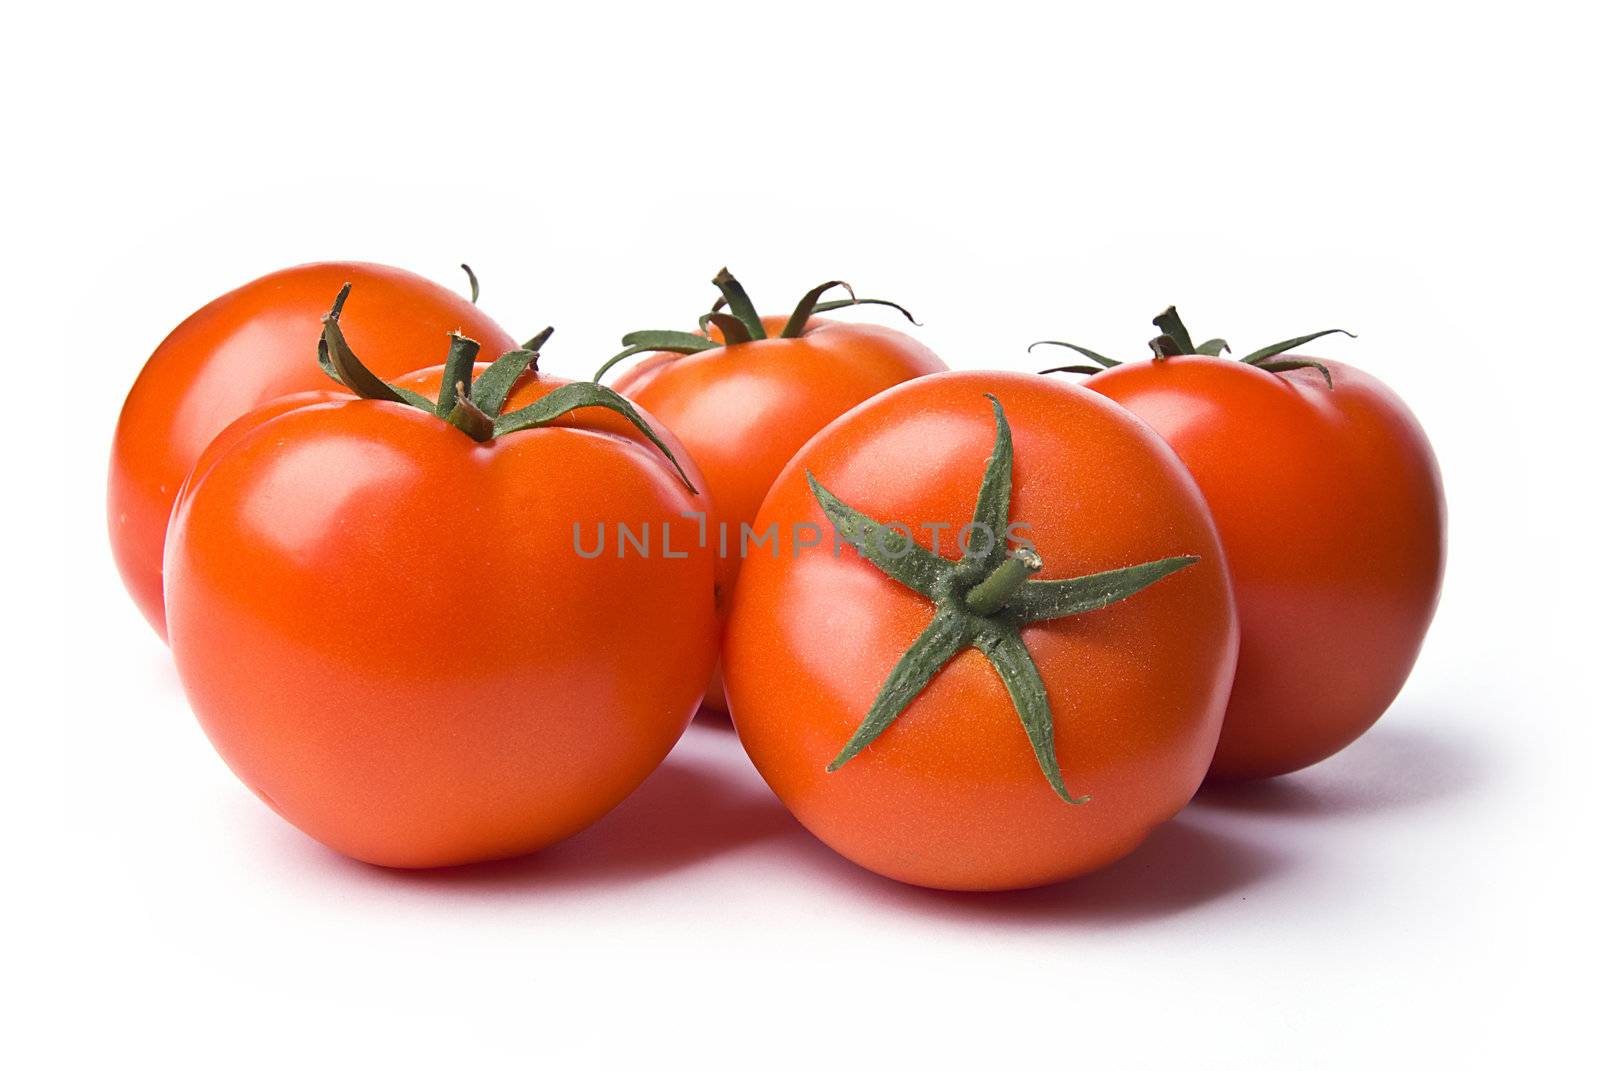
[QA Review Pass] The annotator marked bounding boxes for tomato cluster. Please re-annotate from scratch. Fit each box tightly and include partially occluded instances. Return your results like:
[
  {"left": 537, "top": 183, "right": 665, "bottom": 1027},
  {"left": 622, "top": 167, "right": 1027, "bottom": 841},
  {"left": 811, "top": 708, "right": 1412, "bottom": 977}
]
[{"left": 109, "top": 265, "right": 1444, "bottom": 890}]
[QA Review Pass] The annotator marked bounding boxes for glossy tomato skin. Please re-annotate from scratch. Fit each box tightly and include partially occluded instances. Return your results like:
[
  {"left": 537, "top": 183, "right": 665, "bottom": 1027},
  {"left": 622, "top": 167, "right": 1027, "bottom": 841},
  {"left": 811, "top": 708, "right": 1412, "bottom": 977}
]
[
  {"left": 165, "top": 372, "right": 716, "bottom": 868},
  {"left": 724, "top": 371, "right": 1238, "bottom": 891},
  {"left": 110, "top": 262, "right": 516, "bottom": 640},
  {"left": 1086, "top": 356, "right": 1445, "bottom": 780},
  {"left": 614, "top": 314, "right": 945, "bottom": 710}
]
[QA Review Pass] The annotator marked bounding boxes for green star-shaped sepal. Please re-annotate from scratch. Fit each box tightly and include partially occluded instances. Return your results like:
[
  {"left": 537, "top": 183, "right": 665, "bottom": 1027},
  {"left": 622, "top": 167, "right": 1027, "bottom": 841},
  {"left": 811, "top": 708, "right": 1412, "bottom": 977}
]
[
  {"left": 1034, "top": 306, "right": 1354, "bottom": 389},
  {"left": 313, "top": 284, "right": 695, "bottom": 492},
  {"left": 808, "top": 394, "right": 1199, "bottom": 804}
]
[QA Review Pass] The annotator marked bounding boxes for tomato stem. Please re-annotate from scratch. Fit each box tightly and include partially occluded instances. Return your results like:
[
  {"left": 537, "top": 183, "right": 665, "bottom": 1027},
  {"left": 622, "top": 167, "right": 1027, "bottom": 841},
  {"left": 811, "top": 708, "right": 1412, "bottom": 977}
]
[
  {"left": 964, "top": 548, "right": 1043, "bottom": 615},
  {"left": 435, "top": 333, "right": 482, "bottom": 416}
]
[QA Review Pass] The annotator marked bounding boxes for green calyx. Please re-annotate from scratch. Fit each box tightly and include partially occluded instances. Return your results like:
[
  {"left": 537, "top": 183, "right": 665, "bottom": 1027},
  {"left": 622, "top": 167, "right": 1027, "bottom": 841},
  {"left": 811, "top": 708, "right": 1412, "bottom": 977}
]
[
  {"left": 1033, "top": 306, "right": 1356, "bottom": 388},
  {"left": 808, "top": 394, "right": 1199, "bottom": 803},
  {"left": 317, "top": 284, "right": 695, "bottom": 492},
  {"left": 591, "top": 267, "right": 921, "bottom": 383}
]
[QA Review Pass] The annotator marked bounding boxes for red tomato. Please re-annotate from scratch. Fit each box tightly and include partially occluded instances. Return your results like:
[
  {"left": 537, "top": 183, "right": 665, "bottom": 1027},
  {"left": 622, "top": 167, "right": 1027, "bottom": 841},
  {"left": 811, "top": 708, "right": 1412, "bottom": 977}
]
[
  {"left": 1044, "top": 310, "right": 1446, "bottom": 779},
  {"left": 165, "top": 300, "right": 715, "bottom": 867},
  {"left": 110, "top": 262, "right": 517, "bottom": 640},
  {"left": 724, "top": 371, "right": 1238, "bottom": 891},
  {"left": 606, "top": 271, "right": 947, "bottom": 709}
]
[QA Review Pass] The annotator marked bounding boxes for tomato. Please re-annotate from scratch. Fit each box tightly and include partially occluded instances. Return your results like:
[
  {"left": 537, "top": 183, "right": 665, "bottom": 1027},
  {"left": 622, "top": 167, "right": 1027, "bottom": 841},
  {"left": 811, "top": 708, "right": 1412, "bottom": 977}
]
[
  {"left": 603, "top": 270, "right": 947, "bottom": 709},
  {"left": 110, "top": 261, "right": 518, "bottom": 640},
  {"left": 164, "top": 291, "right": 716, "bottom": 867},
  {"left": 1039, "top": 309, "right": 1446, "bottom": 779},
  {"left": 723, "top": 371, "right": 1238, "bottom": 891}
]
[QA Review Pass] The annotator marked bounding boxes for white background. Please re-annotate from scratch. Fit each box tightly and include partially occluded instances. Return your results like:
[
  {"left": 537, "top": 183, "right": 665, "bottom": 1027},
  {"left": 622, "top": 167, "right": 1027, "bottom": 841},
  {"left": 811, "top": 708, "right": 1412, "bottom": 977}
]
[{"left": 13, "top": 2, "right": 1596, "bottom": 1066}]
